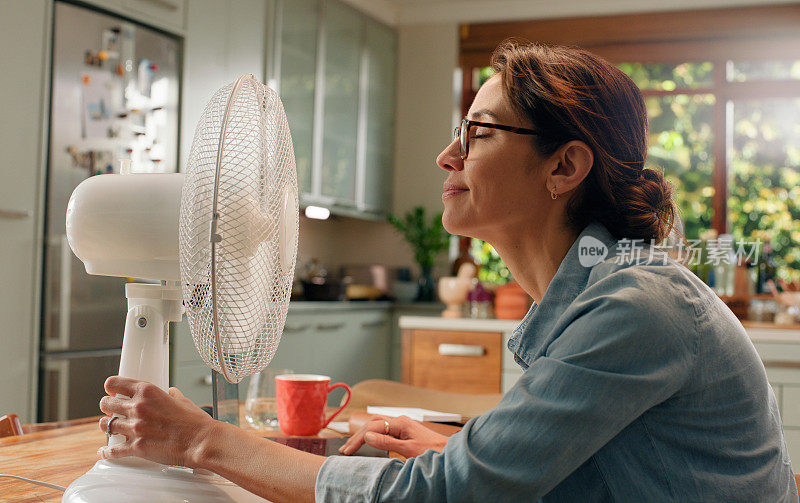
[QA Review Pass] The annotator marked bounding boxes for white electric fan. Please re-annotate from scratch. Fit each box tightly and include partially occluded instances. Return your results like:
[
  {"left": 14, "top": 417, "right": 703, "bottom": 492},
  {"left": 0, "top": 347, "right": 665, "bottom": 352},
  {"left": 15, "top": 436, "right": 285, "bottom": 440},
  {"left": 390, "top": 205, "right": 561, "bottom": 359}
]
[{"left": 61, "top": 74, "right": 299, "bottom": 502}]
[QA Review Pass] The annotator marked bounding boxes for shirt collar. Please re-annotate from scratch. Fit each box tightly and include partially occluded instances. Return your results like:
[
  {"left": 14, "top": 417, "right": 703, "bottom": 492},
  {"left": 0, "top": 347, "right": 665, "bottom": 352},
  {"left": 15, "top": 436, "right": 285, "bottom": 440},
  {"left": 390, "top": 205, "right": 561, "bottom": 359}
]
[{"left": 507, "top": 222, "right": 620, "bottom": 369}]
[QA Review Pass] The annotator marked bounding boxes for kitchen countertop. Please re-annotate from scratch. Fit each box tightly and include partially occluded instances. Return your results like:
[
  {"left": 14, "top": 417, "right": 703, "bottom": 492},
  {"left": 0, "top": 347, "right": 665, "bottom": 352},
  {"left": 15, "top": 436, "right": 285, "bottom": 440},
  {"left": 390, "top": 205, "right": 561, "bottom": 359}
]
[
  {"left": 399, "top": 315, "right": 521, "bottom": 332},
  {"left": 288, "top": 301, "right": 443, "bottom": 312},
  {"left": 399, "top": 315, "right": 800, "bottom": 339}
]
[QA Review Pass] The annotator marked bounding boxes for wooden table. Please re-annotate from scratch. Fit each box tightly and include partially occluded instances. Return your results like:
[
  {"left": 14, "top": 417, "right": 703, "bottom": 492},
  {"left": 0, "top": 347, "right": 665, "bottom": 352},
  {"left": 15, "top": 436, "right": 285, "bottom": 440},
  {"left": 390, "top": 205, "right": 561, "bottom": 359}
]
[
  {"left": 0, "top": 410, "right": 459, "bottom": 501},
  {"left": 0, "top": 419, "right": 103, "bottom": 501},
  {"left": 0, "top": 412, "right": 343, "bottom": 502}
]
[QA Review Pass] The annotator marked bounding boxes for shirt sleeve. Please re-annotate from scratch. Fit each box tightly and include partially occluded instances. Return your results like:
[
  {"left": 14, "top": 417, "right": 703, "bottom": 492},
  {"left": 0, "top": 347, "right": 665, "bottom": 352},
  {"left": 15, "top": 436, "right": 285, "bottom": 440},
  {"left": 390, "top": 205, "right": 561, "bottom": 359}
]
[
  {"left": 315, "top": 455, "right": 400, "bottom": 502},
  {"left": 317, "top": 284, "right": 698, "bottom": 502}
]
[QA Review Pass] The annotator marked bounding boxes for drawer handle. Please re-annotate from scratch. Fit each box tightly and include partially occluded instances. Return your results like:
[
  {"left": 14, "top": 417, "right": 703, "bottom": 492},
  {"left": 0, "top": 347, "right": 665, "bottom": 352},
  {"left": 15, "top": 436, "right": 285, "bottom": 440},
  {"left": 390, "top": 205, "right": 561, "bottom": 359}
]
[
  {"left": 360, "top": 320, "right": 388, "bottom": 328},
  {"left": 316, "top": 322, "right": 345, "bottom": 331},
  {"left": 138, "top": 0, "right": 179, "bottom": 11},
  {"left": 201, "top": 375, "right": 213, "bottom": 386},
  {"left": 0, "top": 208, "right": 31, "bottom": 219},
  {"left": 283, "top": 324, "right": 310, "bottom": 332},
  {"left": 438, "top": 344, "right": 485, "bottom": 357}
]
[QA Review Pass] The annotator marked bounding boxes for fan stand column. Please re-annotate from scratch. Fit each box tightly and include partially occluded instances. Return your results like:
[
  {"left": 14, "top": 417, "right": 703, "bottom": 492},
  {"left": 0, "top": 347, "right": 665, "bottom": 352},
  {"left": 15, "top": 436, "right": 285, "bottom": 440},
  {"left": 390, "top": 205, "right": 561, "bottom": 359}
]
[{"left": 110, "top": 282, "right": 183, "bottom": 447}]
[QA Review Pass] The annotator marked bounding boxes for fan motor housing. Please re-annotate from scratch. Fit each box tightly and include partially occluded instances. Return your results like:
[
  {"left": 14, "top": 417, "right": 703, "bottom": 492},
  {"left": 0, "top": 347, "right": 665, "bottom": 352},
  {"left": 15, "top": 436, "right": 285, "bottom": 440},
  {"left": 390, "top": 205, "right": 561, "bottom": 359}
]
[{"left": 66, "top": 172, "right": 184, "bottom": 280}]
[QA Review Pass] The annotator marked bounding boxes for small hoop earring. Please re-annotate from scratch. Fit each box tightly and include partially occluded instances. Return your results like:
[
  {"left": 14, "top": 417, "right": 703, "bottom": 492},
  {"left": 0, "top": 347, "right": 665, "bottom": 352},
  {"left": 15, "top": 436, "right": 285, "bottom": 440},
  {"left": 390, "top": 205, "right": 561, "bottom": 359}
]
[{"left": 550, "top": 186, "right": 558, "bottom": 200}]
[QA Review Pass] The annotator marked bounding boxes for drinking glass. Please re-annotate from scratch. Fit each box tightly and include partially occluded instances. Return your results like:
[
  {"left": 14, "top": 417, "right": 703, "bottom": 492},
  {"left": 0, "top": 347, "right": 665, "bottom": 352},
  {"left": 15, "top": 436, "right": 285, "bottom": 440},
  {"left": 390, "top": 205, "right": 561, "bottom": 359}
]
[{"left": 245, "top": 368, "right": 293, "bottom": 429}]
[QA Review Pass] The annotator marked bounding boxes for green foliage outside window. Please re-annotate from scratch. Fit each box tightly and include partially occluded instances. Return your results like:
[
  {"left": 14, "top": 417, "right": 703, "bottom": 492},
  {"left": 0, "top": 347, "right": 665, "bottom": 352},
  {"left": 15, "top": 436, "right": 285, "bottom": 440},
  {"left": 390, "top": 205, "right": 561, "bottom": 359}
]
[
  {"left": 643, "top": 93, "right": 716, "bottom": 241},
  {"left": 617, "top": 62, "right": 714, "bottom": 90},
  {"left": 728, "top": 98, "right": 800, "bottom": 280},
  {"left": 469, "top": 239, "right": 510, "bottom": 285}
]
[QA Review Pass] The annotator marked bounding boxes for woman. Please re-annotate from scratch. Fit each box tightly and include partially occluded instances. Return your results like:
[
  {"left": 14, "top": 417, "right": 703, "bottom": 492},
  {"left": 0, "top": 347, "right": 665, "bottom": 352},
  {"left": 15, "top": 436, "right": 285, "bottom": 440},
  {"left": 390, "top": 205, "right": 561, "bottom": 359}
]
[{"left": 98, "top": 42, "right": 797, "bottom": 501}]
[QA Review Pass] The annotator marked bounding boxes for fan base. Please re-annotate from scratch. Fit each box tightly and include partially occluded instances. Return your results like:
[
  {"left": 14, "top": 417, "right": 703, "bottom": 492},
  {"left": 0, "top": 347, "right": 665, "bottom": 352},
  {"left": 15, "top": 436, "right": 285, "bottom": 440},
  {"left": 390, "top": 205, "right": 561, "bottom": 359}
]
[{"left": 63, "top": 458, "right": 270, "bottom": 502}]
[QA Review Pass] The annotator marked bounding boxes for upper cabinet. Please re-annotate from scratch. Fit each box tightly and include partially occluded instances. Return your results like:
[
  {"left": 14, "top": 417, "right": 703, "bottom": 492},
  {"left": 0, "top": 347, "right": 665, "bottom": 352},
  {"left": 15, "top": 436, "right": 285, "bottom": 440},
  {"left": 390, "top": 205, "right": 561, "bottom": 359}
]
[
  {"left": 270, "top": 0, "right": 397, "bottom": 219},
  {"left": 363, "top": 19, "right": 397, "bottom": 212},
  {"left": 274, "top": 0, "right": 318, "bottom": 196},
  {"left": 320, "top": 1, "right": 361, "bottom": 205}
]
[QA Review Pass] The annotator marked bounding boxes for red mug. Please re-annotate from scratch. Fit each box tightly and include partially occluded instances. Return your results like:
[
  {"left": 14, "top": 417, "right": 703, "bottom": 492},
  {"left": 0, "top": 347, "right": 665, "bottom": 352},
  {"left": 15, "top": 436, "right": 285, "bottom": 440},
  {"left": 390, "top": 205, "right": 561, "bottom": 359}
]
[{"left": 275, "top": 374, "right": 351, "bottom": 436}]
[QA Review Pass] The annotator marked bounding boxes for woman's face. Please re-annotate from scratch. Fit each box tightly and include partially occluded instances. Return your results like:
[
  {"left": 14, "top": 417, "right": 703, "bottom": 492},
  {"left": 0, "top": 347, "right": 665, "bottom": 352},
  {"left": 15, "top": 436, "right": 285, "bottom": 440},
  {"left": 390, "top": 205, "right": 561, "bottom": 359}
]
[{"left": 437, "top": 75, "right": 551, "bottom": 242}]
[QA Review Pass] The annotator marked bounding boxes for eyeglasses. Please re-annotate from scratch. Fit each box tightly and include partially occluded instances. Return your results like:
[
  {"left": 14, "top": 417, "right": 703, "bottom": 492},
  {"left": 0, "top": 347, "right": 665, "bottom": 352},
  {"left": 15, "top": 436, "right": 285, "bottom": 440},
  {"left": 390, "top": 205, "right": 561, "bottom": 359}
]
[{"left": 453, "top": 117, "right": 540, "bottom": 160}]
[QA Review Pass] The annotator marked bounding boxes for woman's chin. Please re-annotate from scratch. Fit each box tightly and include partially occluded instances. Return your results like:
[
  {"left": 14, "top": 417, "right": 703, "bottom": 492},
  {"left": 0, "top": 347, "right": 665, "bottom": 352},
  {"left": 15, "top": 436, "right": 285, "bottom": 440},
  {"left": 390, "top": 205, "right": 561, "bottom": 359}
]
[{"left": 442, "top": 211, "right": 472, "bottom": 237}]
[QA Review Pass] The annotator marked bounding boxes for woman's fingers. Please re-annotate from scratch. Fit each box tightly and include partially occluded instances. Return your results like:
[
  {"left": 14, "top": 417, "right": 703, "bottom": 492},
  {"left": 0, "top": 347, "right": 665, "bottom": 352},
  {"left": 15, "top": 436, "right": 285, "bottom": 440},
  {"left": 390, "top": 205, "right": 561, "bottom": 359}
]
[
  {"left": 104, "top": 375, "right": 141, "bottom": 397},
  {"left": 99, "top": 415, "right": 144, "bottom": 439},
  {"left": 98, "top": 442, "right": 136, "bottom": 460},
  {"left": 339, "top": 416, "right": 390, "bottom": 455},
  {"left": 99, "top": 395, "right": 132, "bottom": 416}
]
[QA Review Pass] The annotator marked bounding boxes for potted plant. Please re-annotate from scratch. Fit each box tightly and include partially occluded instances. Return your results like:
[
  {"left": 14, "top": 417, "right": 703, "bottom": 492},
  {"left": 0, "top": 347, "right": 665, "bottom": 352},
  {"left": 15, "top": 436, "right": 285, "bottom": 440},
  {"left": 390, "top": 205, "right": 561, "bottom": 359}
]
[{"left": 387, "top": 206, "right": 450, "bottom": 301}]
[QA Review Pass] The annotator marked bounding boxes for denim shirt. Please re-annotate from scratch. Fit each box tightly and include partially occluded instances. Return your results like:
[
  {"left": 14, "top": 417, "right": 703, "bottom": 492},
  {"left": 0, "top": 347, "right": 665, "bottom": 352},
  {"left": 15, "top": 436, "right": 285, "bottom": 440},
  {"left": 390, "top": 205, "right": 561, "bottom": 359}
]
[{"left": 315, "top": 222, "right": 797, "bottom": 502}]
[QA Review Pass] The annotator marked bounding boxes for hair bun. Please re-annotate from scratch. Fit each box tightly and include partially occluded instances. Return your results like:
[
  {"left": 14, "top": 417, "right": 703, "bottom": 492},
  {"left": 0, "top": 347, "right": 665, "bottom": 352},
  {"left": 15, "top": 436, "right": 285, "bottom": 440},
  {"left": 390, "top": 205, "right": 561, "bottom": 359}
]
[{"left": 616, "top": 168, "right": 675, "bottom": 242}]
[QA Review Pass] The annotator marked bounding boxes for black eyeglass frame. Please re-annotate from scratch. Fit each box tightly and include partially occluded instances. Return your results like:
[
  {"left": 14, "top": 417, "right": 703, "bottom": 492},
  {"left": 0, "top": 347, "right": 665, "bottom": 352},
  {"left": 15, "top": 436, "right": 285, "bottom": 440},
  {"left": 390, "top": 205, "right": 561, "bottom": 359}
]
[{"left": 453, "top": 117, "right": 541, "bottom": 160}]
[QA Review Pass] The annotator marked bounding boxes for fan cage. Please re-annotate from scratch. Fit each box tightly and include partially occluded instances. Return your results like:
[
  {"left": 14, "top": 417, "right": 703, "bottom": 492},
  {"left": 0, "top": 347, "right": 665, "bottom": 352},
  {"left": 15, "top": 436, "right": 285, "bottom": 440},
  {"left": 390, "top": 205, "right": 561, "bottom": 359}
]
[{"left": 179, "top": 74, "right": 298, "bottom": 383}]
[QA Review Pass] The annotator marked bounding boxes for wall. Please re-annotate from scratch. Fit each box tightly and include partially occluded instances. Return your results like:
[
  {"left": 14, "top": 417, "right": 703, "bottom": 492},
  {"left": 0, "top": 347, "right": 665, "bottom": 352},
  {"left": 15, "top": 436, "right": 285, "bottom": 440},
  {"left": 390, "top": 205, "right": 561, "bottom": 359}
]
[
  {"left": 297, "top": 216, "right": 416, "bottom": 275},
  {"left": 392, "top": 22, "right": 459, "bottom": 217}
]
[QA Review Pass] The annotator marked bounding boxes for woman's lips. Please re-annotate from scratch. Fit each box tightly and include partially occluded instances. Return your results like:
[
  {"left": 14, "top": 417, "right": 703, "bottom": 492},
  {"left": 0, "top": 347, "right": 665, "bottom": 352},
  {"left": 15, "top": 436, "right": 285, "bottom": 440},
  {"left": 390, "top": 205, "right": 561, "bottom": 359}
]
[{"left": 442, "top": 188, "right": 468, "bottom": 201}]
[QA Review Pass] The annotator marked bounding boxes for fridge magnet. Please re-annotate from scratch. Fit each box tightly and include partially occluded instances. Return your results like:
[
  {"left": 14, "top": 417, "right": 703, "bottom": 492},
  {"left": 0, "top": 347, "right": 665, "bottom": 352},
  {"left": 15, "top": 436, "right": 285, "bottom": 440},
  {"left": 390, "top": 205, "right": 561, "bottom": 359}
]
[
  {"left": 82, "top": 69, "right": 113, "bottom": 139},
  {"left": 101, "top": 28, "right": 120, "bottom": 60},
  {"left": 137, "top": 58, "right": 155, "bottom": 98}
]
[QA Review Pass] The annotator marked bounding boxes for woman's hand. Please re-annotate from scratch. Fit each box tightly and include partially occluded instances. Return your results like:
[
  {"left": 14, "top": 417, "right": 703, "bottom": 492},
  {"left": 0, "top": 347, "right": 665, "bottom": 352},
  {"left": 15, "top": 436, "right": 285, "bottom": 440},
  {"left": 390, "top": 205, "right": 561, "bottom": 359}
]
[
  {"left": 339, "top": 415, "right": 449, "bottom": 459},
  {"left": 97, "top": 375, "right": 216, "bottom": 468}
]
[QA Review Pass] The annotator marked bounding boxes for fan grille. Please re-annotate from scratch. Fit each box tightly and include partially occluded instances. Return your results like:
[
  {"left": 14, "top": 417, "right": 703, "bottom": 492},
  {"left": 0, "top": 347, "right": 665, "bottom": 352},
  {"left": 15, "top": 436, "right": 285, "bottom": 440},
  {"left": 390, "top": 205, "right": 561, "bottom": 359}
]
[{"left": 179, "top": 75, "right": 298, "bottom": 383}]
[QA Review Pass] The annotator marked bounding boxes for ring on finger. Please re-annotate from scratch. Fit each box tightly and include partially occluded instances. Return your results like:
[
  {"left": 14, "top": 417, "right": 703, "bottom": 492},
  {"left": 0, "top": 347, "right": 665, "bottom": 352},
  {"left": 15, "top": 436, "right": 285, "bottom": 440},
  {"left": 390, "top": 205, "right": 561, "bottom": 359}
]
[
  {"left": 383, "top": 419, "right": 390, "bottom": 435},
  {"left": 106, "top": 416, "right": 118, "bottom": 443}
]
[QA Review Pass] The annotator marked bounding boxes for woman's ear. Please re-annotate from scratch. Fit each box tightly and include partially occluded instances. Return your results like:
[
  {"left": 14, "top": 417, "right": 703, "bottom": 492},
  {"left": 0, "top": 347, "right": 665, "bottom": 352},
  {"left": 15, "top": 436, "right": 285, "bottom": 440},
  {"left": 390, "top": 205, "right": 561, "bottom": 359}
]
[{"left": 547, "top": 140, "right": 593, "bottom": 197}]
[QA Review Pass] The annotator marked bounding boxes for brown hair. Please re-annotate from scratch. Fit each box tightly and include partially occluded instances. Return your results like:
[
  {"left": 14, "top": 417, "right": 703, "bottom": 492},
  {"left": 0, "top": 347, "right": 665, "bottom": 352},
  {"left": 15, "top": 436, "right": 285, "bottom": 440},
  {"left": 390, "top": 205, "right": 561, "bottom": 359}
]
[{"left": 490, "top": 41, "right": 677, "bottom": 242}]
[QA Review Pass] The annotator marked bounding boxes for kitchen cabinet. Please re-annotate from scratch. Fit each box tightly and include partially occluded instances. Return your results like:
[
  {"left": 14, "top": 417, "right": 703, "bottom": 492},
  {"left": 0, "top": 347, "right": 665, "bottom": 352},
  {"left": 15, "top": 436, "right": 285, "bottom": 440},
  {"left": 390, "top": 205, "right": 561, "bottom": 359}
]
[
  {"left": 319, "top": 0, "right": 361, "bottom": 205},
  {"left": 362, "top": 19, "right": 397, "bottom": 212},
  {"left": 171, "top": 303, "right": 393, "bottom": 406},
  {"left": 389, "top": 303, "right": 443, "bottom": 381},
  {"left": 398, "top": 317, "right": 523, "bottom": 394},
  {"left": 403, "top": 329, "right": 503, "bottom": 394},
  {"left": 749, "top": 326, "right": 800, "bottom": 464},
  {"left": 273, "top": 0, "right": 318, "bottom": 196},
  {"left": 270, "top": 0, "right": 397, "bottom": 219}
]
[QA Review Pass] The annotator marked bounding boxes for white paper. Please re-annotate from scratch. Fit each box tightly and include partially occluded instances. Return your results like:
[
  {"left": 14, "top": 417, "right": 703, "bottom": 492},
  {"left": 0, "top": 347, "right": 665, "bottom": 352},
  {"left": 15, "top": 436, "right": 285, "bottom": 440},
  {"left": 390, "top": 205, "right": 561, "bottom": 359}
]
[
  {"left": 366, "top": 406, "right": 462, "bottom": 423},
  {"left": 326, "top": 421, "right": 350, "bottom": 434}
]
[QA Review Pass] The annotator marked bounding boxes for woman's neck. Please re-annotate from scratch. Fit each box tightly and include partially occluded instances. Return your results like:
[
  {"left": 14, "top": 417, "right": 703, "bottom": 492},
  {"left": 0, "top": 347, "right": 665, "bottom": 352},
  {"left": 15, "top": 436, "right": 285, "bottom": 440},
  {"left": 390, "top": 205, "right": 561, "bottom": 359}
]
[{"left": 490, "top": 221, "right": 580, "bottom": 304}]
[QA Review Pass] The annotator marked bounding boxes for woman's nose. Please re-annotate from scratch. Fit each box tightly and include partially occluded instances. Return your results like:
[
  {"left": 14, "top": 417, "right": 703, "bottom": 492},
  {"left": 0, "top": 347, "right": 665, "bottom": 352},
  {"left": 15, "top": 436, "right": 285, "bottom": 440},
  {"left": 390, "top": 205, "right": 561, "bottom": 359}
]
[{"left": 436, "top": 139, "right": 463, "bottom": 172}]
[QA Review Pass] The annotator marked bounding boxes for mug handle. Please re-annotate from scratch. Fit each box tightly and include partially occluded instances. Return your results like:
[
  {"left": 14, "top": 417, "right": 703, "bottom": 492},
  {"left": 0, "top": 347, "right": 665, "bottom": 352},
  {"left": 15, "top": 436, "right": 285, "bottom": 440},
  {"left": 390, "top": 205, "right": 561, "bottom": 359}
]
[{"left": 322, "top": 382, "right": 352, "bottom": 429}]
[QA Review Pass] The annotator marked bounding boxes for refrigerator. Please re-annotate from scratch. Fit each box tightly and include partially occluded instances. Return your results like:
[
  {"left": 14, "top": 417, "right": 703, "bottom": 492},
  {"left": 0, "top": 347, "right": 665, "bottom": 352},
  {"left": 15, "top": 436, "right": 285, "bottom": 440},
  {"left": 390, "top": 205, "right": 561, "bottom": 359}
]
[{"left": 40, "top": 1, "right": 181, "bottom": 422}]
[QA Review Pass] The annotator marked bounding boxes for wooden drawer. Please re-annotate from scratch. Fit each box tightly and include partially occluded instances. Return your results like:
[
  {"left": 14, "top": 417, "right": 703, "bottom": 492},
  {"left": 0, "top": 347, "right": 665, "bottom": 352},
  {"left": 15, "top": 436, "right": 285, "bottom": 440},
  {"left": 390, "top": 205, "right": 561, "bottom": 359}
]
[{"left": 402, "top": 329, "right": 502, "bottom": 394}]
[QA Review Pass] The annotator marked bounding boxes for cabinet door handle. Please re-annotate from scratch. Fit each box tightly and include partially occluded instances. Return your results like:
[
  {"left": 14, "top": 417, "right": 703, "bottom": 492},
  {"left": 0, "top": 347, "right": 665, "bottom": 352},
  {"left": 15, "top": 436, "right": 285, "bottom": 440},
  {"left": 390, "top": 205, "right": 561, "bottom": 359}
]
[
  {"left": 360, "top": 320, "right": 388, "bottom": 328},
  {"left": 202, "top": 375, "right": 213, "bottom": 386},
  {"left": 316, "top": 322, "right": 345, "bottom": 331},
  {"left": 283, "top": 324, "right": 310, "bottom": 333},
  {"left": 0, "top": 208, "right": 31, "bottom": 219},
  {"left": 137, "top": 0, "right": 179, "bottom": 11},
  {"left": 438, "top": 344, "right": 485, "bottom": 357}
]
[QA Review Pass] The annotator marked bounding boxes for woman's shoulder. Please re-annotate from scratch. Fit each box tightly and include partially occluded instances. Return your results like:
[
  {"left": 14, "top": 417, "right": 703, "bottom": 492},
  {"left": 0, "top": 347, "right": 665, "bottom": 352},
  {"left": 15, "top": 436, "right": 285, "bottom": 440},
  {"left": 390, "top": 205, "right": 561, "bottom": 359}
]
[{"left": 582, "top": 254, "right": 719, "bottom": 321}]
